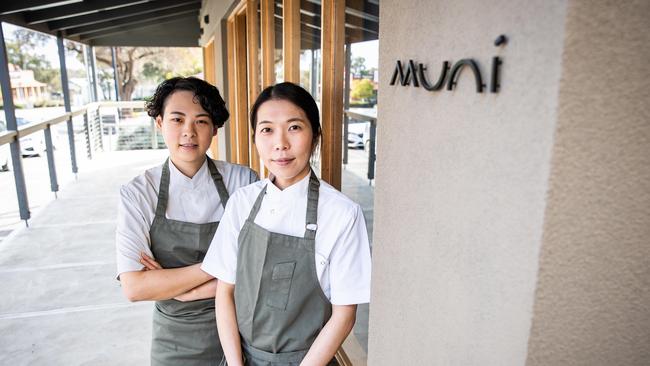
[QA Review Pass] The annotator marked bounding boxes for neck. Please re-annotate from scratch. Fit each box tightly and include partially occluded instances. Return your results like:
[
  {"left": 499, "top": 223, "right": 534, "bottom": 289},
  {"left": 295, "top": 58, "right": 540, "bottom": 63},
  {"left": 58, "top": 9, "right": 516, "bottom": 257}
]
[
  {"left": 170, "top": 156, "right": 206, "bottom": 178},
  {"left": 272, "top": 165, "right": 311, "bottom": 190}
]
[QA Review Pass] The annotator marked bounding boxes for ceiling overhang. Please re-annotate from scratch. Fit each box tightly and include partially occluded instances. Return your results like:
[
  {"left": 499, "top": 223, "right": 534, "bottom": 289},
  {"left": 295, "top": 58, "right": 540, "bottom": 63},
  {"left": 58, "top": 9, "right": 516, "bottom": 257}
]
[{"left": 0, "top": 0, "right": 202, "bottom": 47}]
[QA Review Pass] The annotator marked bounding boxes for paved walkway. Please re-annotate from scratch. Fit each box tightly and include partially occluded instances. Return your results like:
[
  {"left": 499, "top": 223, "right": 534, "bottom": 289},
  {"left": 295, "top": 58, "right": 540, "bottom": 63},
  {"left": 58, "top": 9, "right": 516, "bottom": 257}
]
[{"left": 0, "top": 148, "right": 374, "bottom": 365}]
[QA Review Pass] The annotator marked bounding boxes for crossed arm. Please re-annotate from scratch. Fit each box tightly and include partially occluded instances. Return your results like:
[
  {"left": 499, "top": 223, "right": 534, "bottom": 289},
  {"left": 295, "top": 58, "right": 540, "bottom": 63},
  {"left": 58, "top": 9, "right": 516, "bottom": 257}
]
[
  {"left": 119, "top": 252, "right": 216, "bottom": 302},
  {"left": 215, "top": 281, "right": 357, "bottom": 366}
]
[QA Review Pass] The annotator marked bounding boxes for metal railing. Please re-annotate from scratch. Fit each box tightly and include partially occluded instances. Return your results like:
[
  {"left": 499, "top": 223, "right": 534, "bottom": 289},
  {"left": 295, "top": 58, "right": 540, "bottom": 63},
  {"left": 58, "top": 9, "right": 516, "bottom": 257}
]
[
  {"left": 344, "top": 109, "right": 377, "bottom": 182},
  {"left": 0, "top": 100, "right": 161, "bottom": 226}
]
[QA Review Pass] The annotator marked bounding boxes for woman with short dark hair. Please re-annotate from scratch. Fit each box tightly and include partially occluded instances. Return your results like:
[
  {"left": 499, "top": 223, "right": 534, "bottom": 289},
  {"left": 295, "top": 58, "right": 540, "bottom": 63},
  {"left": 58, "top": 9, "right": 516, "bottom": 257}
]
[{"left": 115, "top": 77, "right": 258, "bottom": 365}]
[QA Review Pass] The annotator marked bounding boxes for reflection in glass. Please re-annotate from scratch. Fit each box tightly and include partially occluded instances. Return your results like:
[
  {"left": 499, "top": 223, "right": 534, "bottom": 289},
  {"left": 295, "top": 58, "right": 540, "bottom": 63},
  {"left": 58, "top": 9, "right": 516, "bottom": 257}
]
[
  {"left": 274, "top": 0, "right": 284, "bottom": 83},
  {"left": 340, "top": 0, "right": 380, "bottom": 356}
]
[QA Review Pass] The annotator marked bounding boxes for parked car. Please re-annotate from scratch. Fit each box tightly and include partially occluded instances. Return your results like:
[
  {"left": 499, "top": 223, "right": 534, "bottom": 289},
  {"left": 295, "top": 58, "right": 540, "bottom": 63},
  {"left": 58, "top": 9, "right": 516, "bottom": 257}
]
[
  {"left": 0, "top": 120, "right": 10, "bottom": 171},
  {"left": 347, "top": 121, "right": 370, "bottom": 150},
  {"left": 15, "top": 117, "right": 59, "bottom": 157}
]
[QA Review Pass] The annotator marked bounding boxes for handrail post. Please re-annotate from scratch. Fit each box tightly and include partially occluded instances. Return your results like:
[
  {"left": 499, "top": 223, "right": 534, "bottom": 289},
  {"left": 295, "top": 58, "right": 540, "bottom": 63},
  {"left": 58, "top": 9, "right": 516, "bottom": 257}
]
[
  {"left": 0, "top": 22, "right": 30, "bottom": 223},
  {"left": 343, "top": 43, "right": 351, "bottom": 166},
  {"left": 96, "top": 106, "right": 104, "bottom": 151},
  {"left": 150, "top": 117, "right": 157, "bottom": 149},
  {"left": 111, "top": 47, "right": 120, "bottom": 101},
  {"left": 43, "top": 125, "right": 60, "bottom": 197},
  {"left": 57, "top": 31, "right": 78, "bottom": 175},
  {"left": 83, "top": 110, "right": 92, "bottom": 159},
  {"left": 367, "top": 118, "right": 376, "bottom": 183}
]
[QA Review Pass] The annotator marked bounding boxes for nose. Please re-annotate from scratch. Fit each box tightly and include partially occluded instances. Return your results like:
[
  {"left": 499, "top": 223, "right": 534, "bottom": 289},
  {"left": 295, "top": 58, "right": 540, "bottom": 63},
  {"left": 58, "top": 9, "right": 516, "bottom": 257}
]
[
  {"left": 181, "top": 120, "right": 196, "bottom": 137},
  {"left": 273, "top": 131, "right": 288, "bottom": 151}
]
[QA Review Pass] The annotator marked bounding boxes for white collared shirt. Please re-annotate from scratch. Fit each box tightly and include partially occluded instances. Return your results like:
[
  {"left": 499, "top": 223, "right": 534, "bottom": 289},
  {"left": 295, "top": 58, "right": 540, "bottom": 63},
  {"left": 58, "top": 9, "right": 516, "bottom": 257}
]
[
  {"left": 201, "top": 173, "right": 372, "bottom": 305},
  {"left": 115, "top": 158, "right": 258, "bottom": 277}
]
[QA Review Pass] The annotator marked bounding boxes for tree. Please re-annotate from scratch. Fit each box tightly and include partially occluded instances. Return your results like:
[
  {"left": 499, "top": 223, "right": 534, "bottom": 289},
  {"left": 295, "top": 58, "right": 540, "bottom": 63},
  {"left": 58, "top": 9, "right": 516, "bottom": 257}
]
[
  {"left": 94, "top": 47, "right": 157, "bottom": 101},
  {"left": 351, "top": 56, "right": 367, "bottom": 78},
  {"left": 83, "top": 47, "right": 202, "bottom": 101},
  {"left": 351, "top": 78, "right": 374, "bottom": 102},
  {"left": 6, "top": 28, "right": 61, "bottom": 91}
]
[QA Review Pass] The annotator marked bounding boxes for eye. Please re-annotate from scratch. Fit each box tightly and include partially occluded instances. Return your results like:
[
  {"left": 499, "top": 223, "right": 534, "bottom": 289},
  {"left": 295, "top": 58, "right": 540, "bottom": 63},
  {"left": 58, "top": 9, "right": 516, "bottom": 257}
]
[
  {"left": 196, "top": 119, "right": 209, "bottom": 124},
  {"left": 288, "top": 124, "right": 302, "bottom": 131},
  {"left": 259, "top": 127, "right": 272, "bottom": 133},
  {"left": 170, "top": 117, "right": 182, "bottom": 123}
]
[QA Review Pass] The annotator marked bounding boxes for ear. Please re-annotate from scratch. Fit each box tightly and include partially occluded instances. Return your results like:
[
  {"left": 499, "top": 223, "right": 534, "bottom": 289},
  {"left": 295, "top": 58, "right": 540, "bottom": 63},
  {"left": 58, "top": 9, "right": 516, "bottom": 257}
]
[
  {"left": 155, "top": 116, "right": 163, "bottom": 129},
  {"left": 212, "top": 126, "right": 218, "bottom": 137}
]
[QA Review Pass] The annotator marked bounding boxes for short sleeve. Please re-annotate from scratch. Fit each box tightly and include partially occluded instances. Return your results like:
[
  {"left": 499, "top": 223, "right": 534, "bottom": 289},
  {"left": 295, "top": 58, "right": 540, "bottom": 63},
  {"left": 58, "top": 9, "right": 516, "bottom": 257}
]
[
  {"left": 328, "top": 204, "right": 372, "bottom": 305},
  {"left": 115, "top": 186, "right": 154, "bottom": 279},
  {"left": 201, "top": 191, "right": 245, "bottom": 284}
]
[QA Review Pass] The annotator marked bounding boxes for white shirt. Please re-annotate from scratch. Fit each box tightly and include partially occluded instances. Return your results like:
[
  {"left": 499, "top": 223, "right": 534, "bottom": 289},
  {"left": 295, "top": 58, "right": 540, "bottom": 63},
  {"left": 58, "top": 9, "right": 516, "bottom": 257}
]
[
  {"left": 115, "top": 158, "right": 258, "bottom": 278},
  {"left": 201, "top": 173, "right": 372, "bottom": 305}
]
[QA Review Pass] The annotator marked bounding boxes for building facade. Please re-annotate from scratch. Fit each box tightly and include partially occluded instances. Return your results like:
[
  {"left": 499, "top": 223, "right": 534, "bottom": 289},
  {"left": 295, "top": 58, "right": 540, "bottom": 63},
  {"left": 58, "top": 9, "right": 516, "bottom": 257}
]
[{"left": 199, "top": 0, "right": 650, "bottom": 365}]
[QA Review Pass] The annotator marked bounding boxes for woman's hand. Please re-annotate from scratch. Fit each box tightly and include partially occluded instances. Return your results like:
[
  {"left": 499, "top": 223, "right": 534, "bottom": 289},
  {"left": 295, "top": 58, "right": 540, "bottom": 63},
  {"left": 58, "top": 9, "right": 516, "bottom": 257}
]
[
  {"left": 139, "top": 252, "right": 162, "bottom": 271},
  {"left": 174, "top": 279, "right": 218, "bottom": 302}
]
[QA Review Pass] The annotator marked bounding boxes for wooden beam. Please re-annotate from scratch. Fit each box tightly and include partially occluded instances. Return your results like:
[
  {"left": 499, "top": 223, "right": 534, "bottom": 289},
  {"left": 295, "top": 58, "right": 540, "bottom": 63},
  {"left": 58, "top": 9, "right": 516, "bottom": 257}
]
[
  {"left": 320, "top": 0, "right": 344, "bottom": 189},
  {"left": 203, "top": 38, "right": 220, "bottom": 160},
  {"left": 24, "top": 0, "right": 140, "bottom": 24},
  {"left": 0, "top": 0, "right": 78, "bottom": 15},
  {"left": 47, "top": 0, "right": 199, "bottom": 31},
  {"left": 67, "top": 4, "right": 200, "bottom": 37},
  {"left": 260, "top": 0, "right": 275, "bottom": 88},
  {"left": 234, "top": 12, "right": 250, "bottom": 166},
  {"left": 226, "top": 18, "right": 239, "bottom": 163},
  {"left": 282, "top": 0, "right": 300, "bottom": 82},
  {"left": 246, "top": 0, "right": 261, "bottom": 174},
  {"left": 78, "top": 12, "right": 199, "bottom": 41}
]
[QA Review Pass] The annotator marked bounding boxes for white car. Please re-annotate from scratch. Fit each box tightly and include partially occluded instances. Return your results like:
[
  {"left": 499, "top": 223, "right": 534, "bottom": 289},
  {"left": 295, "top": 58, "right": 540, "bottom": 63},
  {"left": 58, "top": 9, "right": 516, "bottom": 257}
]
[
  {"left": 16, "top": 117, "right": 59, "bottom": 157},
  {"left": 347, "top": 121, "right": 370, "bottom": 150},
  {"left": 0, "top": 117, "right": 58, "bottom": 158},
  {"left": 0, "top": 121, "right": 9, "bottom": 171}
]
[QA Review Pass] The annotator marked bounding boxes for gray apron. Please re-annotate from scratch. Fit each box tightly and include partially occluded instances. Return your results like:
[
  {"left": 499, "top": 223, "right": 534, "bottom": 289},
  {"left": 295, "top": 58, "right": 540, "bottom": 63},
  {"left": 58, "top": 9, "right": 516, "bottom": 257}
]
[
  {"left": 150, "top": 158, "right": 229, "bottom": 366},
  {"left": 232, "top": 170, "right": 337, "bottom": 366}
]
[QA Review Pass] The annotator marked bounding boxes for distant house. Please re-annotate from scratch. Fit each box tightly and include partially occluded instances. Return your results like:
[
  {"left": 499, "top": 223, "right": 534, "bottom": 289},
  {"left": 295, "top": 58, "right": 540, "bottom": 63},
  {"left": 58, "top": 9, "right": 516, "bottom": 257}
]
[{"left": 8, "top": 64, "right": 48, "bottom": 106}]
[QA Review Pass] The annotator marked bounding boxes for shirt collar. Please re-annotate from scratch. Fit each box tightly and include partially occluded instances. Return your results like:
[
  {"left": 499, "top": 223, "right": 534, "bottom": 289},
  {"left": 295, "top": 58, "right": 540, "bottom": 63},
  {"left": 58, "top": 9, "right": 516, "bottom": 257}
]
[
  {"left": 168, "top": 158, "right": 209, "bottom": 189},
  {"left": 265, "top": 172, "right": 311, "bottom": 200}
]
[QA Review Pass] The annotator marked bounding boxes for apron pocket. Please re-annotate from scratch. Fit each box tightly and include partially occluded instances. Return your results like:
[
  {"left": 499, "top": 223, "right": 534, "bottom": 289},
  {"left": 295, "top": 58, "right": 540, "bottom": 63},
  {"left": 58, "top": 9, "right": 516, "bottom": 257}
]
[{"left": 266, "top": 261, "right": 296, "bottom": 310}]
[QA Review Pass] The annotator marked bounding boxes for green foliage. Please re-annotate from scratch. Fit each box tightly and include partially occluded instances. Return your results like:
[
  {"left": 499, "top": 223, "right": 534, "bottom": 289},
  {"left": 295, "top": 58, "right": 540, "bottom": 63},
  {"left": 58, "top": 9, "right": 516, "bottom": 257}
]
[
  {"left": 351, "top": 78, "right": 375, "bottom": 101},
  {"left": 93, "top": 47, "right": 203, "bottom": 100},
  {"left": 142, "top": 62, "right": 165, "bottom": 82}
]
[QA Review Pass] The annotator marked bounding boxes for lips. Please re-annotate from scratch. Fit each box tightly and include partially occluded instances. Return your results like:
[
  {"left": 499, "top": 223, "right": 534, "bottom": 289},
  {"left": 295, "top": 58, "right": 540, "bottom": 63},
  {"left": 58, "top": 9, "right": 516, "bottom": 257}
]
[
  {"left": 272, "top": 157, "right": 295, "bottom": 166},
  {"left": 178, "top": 143, "right": 198, "bottom": 151}
]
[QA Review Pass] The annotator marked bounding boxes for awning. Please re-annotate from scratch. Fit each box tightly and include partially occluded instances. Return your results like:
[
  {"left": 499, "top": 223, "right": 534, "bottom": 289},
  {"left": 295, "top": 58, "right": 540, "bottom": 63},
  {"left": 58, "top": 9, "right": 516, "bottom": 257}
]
[{"left": 0, "top": 0, "right": 202, "bottom": 47}]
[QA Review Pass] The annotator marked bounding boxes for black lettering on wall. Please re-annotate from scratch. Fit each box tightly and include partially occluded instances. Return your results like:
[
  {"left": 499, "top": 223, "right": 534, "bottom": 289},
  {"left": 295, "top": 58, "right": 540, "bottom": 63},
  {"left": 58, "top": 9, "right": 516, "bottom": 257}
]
[
  {"left": 418, "top": 61, "right": 449, "bottom": 91},
  {"left": 447, "top": 59, "right": 484, "bottom": 93},
  {"left": 390, "top": 34, "right": 506, "bottom": 94},
  {"left": 389, "top": 60, "right": 420, "bottom": 87}
]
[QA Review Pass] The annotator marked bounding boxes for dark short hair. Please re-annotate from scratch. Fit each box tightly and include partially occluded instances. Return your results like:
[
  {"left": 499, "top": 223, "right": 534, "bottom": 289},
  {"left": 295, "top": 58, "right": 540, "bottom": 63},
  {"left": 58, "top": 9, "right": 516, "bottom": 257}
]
[
  {"left": 250, "top": 82, "right": 321, "bottom": 150},
  {"left": 146, "top": 77, "right": 229, "bottom": 128}
]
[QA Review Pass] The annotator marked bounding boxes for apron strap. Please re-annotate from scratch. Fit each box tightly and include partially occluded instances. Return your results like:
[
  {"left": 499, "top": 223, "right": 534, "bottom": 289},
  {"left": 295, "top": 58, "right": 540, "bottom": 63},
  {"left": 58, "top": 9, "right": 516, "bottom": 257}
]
[
  {"left": 245, "top": 170, "right": 319, "bottom": 239},
  {"left": 246, "top": 184, "right": 268, "bottom": 223},
  {"left": 154, "top": 158, "right": 172, "bottom": 218},
  {"left": 206, "top": 157, "right": 230, "bottom": 208},
  {"left": 304, "top": 169, "right": 319, "bottom": 240}
]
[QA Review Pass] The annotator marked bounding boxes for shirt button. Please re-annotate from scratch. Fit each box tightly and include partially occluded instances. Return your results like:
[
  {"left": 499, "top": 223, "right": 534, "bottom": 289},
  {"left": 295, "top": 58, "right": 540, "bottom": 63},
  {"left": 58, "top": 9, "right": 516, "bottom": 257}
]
[{"left": 270, "top": 209, "right": 275, "bottom": 214}]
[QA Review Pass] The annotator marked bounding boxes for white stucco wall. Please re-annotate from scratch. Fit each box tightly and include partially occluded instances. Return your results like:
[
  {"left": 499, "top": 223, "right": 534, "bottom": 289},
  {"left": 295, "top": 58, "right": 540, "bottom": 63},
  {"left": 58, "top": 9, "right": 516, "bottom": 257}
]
[
  {"left": 526, "top": 1, "right": 650, "bottom": 365},
  {"left": 368, "top": 1, "right": 568, "bottom": 364}
]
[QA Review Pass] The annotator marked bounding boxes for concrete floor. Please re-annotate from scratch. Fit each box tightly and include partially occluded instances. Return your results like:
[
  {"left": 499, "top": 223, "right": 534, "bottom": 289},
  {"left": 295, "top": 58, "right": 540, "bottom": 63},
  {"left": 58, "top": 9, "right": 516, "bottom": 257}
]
[{"left": 0, "top": 148, "right": 374, "bottom": 365}]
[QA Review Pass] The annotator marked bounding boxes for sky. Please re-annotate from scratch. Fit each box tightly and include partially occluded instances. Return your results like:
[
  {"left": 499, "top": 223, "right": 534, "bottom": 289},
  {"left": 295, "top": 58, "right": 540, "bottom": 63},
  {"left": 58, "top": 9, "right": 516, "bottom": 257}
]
[
  {"left": 351, "top": 40, "right": 379, "bottom": 70},
  {"left": 2, "top": 22, "right": 86, "bottom": 70}
]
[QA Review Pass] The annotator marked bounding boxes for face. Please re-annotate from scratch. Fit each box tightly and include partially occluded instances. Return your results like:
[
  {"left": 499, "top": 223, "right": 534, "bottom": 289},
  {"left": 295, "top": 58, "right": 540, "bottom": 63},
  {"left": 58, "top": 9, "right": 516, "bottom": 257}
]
[
  {"left": 156, "top": 90, "right": 216, "bottom": 177},
  {"left": 255, "top": 99, "right": 314, "bottom": 190}
]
